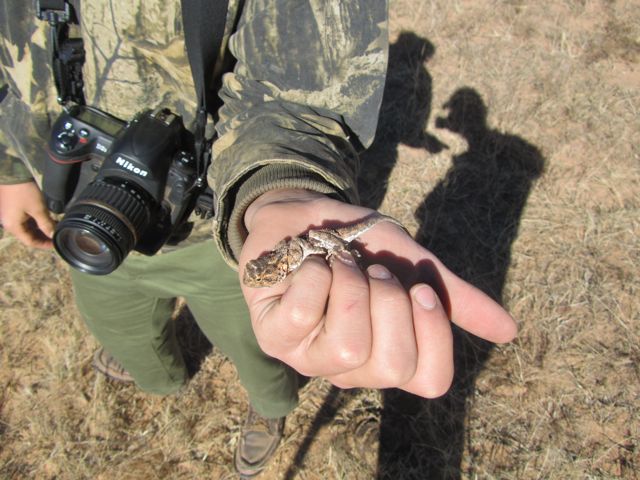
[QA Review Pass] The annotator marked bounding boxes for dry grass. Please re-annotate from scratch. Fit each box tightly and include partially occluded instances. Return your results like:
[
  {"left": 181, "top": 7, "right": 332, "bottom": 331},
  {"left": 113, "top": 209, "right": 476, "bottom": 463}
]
[{"left": 1, "top": 0, "right": 639, "bottom": 478}]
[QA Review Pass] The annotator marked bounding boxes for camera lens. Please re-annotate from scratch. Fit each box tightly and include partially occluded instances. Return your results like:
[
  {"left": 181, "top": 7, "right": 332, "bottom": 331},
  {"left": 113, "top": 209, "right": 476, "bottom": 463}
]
[
  {"left": 53, "top": 178, "right": 152, "bottom": 275},
  {"left": 56, "top": 227, "right": 117, "bottom": 273},
  {"left": 74, "top": 230, "right": 108, "bottom": 255}
]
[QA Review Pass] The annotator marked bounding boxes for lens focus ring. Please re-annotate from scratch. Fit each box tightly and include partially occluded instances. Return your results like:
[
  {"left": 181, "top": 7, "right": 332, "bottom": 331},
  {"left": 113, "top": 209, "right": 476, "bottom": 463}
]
[
  {"left": 74, "top": 180, "right": 150, "bottom": 239},
  {"left": 53, "top": 178, "right": 153, "bottom": 275}
]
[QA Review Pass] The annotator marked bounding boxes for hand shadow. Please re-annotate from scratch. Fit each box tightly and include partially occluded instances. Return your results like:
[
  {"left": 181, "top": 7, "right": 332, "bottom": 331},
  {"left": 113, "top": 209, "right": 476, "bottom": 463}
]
[{"left": 376, "top": 88, "right": 545, "bottom": 478}]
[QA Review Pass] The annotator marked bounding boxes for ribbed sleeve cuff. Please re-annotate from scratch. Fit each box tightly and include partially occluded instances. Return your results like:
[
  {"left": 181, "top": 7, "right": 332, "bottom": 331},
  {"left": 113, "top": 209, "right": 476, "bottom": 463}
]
[{"left": 223, "top": 163, "right": 347, "bottom": 267}]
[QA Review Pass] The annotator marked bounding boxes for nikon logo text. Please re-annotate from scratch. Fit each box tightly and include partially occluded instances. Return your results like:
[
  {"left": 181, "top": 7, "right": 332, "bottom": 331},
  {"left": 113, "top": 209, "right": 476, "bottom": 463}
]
[{"left": 115, "top": 156, "right": 148, "bottom": 177}]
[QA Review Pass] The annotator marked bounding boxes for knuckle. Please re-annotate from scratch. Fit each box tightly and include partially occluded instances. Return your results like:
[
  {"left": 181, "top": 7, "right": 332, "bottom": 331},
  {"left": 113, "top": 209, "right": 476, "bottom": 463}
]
[
  {"left": 286, "top": 303, "right": 319, "bottom": 331},
  {"left": 379, "top": 357, "right": 417, "bottom": 387},
  {"left": 329, "top": 339, "right": 370, "bottom": 370}
]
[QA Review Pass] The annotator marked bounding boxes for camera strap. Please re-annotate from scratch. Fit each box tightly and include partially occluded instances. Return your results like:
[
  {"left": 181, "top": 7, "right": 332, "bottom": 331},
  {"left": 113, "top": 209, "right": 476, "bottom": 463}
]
[
  {"left": 35, "top": 0, "right": 85, "bottom": 106},
  {"left": 180, "top": 0, "right": 230, "bottom": 186}
]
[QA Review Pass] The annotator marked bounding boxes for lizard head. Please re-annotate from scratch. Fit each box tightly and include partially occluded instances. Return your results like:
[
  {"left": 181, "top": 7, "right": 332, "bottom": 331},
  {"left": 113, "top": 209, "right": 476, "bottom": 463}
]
[{"left": 242, "top": 251, "right": 289, "bottom": 288}]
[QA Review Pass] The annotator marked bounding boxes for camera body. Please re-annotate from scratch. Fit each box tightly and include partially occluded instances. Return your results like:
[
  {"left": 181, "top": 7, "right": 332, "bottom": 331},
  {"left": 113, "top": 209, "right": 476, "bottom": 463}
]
[{"left": 43, "top": 105, "right": 206, "bottom": 275}]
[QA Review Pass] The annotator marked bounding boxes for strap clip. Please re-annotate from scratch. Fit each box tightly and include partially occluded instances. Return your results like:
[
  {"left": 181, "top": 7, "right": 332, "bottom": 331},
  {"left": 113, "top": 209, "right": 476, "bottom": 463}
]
[{"left": 35, "top": 0, "right": 72, "bottom": 26}]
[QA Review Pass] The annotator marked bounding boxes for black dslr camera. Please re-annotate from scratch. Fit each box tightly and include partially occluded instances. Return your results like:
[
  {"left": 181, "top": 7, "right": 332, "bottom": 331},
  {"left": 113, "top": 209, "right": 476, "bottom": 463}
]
[{"left": 43, "top": 105, "right": 210, "bottom": 275}]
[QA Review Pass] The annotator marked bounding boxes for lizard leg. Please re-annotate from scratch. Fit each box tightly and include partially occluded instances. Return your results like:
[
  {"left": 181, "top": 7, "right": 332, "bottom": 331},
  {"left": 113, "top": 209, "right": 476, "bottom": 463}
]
[
  {"left": 308, "top": 230, "right": 361, "bottom": 266},
  {"left": 291, "top": 237, "right": 328, "bottom": 270}
]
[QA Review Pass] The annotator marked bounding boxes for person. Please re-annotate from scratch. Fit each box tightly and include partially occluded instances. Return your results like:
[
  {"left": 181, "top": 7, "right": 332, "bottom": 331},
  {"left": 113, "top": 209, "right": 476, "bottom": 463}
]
[{"left": 0, "top": 0, "right": 517, "bottom": 476}]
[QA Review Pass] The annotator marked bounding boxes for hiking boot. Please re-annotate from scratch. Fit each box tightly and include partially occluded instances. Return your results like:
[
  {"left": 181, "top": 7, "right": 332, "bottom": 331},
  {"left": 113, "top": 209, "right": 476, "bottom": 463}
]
[
  {"left": 234, "top": 404, "right": 285, "bottom": 477},
  {"left": 92, "top": 347, "right": 135, "bottom": 383}
]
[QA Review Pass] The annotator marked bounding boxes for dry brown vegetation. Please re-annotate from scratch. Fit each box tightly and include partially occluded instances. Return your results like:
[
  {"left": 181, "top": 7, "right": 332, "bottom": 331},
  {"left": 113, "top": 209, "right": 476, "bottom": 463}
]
[{"left": 1, "top": 0, "right": 639, "bottom": 478}]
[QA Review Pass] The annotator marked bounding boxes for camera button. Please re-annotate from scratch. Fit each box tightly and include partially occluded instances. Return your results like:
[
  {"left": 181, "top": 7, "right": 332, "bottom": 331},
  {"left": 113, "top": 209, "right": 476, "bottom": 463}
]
[
  {"left": 56, "top": 131, "right": 77, "bottom": 152},
  {"left": 79, "top": 128, "right": 90, "bottom": 138}
]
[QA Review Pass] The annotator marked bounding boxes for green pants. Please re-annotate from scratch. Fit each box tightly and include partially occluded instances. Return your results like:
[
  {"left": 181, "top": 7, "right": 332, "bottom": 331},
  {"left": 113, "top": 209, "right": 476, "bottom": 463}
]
[{"left": 70, "top": 240, "right": 298, "bottom": 418}]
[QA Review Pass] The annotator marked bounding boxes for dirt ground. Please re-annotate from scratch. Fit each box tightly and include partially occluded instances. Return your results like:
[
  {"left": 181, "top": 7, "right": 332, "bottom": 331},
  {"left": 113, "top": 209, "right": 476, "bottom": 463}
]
[{"left": 1, "top": 0, "right": 638, "bottom": 478}]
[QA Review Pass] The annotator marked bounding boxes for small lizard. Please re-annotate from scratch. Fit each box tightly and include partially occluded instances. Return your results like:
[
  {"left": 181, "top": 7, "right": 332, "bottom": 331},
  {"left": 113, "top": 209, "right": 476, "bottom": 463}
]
[{"left": 242, "top": 213, "right": 405, "bottom": 287}]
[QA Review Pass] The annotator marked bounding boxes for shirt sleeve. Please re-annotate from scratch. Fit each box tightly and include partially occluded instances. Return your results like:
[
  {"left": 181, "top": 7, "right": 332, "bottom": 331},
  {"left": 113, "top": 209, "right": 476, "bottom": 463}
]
[
  {"left": 0, "top": 78, "right": 34, "bottom": 185},
  {"left": 208, "top": 0, "right": 389, "bottom": 268},
  {"left": 0, "top": 6, "right": 53, "bottom": 187}
]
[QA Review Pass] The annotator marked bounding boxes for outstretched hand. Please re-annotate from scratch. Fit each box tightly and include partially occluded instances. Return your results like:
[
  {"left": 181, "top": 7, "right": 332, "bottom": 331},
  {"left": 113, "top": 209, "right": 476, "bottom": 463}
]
[
  {"left": 0, "top": 181, "right": 55, "bottom": 249},
  {"left": 240, "top": 189, "right": 517, "bottom": 398}
]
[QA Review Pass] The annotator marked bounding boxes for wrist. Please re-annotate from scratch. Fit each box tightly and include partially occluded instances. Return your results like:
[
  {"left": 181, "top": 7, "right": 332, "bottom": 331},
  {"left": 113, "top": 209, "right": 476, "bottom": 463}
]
[{"left": 244, "top": 188, "right": 327, "bottom": 232}]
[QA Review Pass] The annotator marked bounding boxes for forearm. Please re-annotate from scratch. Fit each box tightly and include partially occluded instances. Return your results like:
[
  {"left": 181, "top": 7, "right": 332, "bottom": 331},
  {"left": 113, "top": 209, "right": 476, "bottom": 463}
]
[{"left": 208, "top": 0, "right": 389, "bottom": 267}]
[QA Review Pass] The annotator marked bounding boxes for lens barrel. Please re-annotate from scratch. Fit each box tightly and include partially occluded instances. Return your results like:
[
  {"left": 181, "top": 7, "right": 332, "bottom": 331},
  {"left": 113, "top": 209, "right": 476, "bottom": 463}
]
[{"left": 53, "top": 178, "right": 152, "bottom": 275}]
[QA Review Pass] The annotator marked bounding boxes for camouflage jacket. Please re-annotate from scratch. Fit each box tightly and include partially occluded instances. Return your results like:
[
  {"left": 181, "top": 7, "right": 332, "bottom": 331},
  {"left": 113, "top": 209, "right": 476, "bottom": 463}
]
[{"left": 0, "top": 0, "right": 388, "bottom": 268}]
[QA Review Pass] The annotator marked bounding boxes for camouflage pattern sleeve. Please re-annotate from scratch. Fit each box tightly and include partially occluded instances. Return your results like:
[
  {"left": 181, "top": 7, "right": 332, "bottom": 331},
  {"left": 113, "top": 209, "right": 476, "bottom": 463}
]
[
  {"left": 208, "top": 0, "right": 389, "bottom": 268},
  {"left": 0, "top": 81, "right": 34, "bottom": 184},
  {"left": 0, "top": 8, "right": 53, "bottom": 186}
]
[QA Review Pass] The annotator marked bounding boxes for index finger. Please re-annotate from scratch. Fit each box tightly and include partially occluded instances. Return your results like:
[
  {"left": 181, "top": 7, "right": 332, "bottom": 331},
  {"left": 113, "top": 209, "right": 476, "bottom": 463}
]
[
  {"left": 414, "top": 255, "right": 517, "bottom": 343},
  {"left": 368, "top": 232, "right": 517, "bottom": 344}
]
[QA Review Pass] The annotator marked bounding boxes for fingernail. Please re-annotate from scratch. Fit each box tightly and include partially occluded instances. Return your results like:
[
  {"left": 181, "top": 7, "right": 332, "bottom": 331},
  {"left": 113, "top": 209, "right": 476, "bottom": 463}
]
[
  {"left": 335, "top": 251, "right": 357, "bottom": 267},
  {"left": 414, "top": 285, "right": 437, "bottom": 310},
  {"left": 367, "top": 264, "right": 392, "bottom": 280}
]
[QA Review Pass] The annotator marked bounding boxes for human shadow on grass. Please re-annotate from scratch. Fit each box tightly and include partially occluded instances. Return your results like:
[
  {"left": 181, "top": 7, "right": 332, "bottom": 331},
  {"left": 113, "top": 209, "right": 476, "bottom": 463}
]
[{"left": 374, "top": 87, "right": 545, "bottom": 478}]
